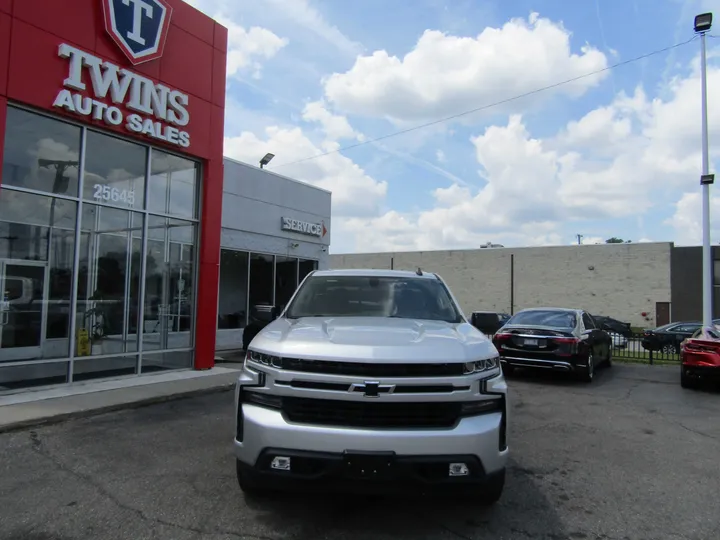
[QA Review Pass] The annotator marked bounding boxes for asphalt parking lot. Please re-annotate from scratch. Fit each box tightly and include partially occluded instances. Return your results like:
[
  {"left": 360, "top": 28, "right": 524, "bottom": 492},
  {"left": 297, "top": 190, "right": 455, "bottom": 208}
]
[{"left": 1, "top": 364, "right": 718, "bottom": 540}]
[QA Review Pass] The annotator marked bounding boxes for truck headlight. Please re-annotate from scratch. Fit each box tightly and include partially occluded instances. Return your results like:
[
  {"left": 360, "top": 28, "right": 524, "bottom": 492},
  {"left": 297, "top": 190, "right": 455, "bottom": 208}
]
[
  {"left": 463, "top": 356, "right": 500, "bottom": 375},
  {"left": 246, "top": 349, "right": 284, "bottom": 368}
]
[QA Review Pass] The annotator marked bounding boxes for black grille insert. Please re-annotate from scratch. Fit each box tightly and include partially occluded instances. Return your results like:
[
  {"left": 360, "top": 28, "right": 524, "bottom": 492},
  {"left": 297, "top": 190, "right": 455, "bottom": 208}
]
[
  {"left": 281, "top": 358, "right": 465, "bottom": 378},
  {"left": 282, "top": 397, "right": 461, "bottom": 428}
]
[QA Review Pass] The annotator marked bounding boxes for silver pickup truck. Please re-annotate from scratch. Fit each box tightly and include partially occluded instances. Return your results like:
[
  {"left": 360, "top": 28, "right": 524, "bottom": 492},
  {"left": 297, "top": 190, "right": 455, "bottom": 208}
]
[{"left": 233, "top": 268, "right": 509, "bottom": 504}]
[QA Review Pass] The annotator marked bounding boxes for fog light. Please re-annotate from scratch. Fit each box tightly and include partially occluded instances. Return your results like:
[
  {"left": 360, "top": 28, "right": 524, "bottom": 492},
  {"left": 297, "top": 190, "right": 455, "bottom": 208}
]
[
  {"left": 449, "top": 462, "right": 469, "bottom": 477},
  {"left": 270, "top": 456, "right": 291, "bottom": 471}
]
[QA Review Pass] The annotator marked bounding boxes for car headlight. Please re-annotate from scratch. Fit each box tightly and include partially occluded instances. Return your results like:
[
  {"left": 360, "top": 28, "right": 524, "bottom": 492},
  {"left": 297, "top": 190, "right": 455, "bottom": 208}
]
[
  {"left": 463, "top": 356, "right": 500, "bottom": 375},
  {"left": 246, "top": 349, "right": 284, "bottom": 368}
]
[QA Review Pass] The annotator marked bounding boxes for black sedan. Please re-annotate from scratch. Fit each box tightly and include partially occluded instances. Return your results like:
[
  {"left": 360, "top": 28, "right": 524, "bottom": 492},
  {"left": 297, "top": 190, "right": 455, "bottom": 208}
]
[
  {"left": 592, "top": 315, "right": 632, "bottom": 338},
  {"left": 641, "top": 321, "right": 703, "bottom": 354},
  {"left": 492, "top": 307, "right": 612, "bottom": 383}
]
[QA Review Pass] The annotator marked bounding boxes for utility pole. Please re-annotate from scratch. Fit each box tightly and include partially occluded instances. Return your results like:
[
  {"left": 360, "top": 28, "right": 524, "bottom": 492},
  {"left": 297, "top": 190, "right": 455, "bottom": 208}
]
[{"left": 576, "top": 234, "right": 583, "bottom": 245}]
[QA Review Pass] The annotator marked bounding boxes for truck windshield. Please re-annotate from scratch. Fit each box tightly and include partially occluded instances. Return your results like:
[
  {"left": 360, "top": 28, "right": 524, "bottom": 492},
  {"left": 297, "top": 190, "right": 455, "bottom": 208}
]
[{"left": 285, "top": 275, "right": 463, "bottom": 323}]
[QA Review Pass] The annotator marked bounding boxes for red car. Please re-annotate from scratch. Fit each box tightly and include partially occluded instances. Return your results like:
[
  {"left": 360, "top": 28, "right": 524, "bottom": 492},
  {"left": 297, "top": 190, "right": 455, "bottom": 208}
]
[{"left": 680, "top": 326, "right": 720, "bottom": 389}]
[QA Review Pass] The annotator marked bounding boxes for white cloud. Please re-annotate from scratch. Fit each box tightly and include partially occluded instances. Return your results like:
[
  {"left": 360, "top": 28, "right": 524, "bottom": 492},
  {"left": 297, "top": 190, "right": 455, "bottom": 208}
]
[
  {"left": 262, "top": 0, "right": 362, "bottom": 57},
  {"left": 436, "top": 150, "right": 446, "bottom": 163},
  {"left": 331, "top": 53, "right": 720, "bottom": 253},
  {"left": 667, "top": 192, "right": 720, "bottom": 245},
  {"left": 215, "top": 16, "right": 288, "bottom": 78},
  {"left": 301, "top": 101, "right": 359, "bottom": 141},
  {"left": 223, "top": 127, "right": 387, "bottom": 218},
  {"left": 323, "top": 12, "right": 608, "bottom": 123}
]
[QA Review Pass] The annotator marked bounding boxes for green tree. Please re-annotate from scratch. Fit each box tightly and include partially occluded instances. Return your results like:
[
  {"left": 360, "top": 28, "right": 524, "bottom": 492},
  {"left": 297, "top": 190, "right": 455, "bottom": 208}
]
[{"left": 605, "top": 237, "right": 627, "bottom": 243}]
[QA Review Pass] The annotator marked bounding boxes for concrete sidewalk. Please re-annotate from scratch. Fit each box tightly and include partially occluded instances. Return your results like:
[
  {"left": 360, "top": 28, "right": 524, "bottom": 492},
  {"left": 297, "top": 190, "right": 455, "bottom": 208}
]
[{"left": 0, "top": 365, "right": 241, "bottom": 434}]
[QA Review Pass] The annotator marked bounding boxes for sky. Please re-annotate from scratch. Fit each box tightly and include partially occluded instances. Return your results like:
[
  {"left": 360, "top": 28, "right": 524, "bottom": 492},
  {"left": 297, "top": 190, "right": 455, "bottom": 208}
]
[{"left": 184, "top": 0, "right": 720, "bottom": 254}]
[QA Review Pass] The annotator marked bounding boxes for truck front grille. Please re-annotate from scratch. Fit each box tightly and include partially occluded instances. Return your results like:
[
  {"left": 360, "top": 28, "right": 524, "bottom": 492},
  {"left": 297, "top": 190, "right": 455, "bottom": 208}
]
[
  {"left": 281, "top": 358, "right": 465, "bottom": 378},
  {"left": 281, "top": 397, "right": 461, "bottom": 429}
]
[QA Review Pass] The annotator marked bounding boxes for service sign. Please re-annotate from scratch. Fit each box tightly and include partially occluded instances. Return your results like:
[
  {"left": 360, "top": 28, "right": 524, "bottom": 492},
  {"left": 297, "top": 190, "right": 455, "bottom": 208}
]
[
  {"left": 53, "top": 43, "right": 191, "bottom": 149},
  {"left": 281, "top": 217, "right": 327, "bottom": 238}
]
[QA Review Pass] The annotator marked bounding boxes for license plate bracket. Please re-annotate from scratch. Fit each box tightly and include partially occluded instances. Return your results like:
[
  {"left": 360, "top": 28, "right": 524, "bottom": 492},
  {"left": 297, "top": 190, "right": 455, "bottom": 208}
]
[
  {"left": 524, "top": 338, "right": 538, "bottom": 346},
  {"left": 342, "top": 451, "right": 396, "bottom": 480}
]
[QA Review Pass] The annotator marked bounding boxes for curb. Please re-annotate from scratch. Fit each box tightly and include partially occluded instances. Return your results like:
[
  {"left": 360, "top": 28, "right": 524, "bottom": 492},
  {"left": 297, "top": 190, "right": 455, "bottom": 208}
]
[{"left": 0, "top": 383, "right": 235, "bottom": 435}]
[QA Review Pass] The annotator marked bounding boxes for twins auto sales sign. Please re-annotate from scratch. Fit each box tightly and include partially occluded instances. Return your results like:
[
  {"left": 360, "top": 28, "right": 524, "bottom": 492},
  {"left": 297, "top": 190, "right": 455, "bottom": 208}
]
[{"left": 51, "top": 0, "right": 193, "bottom": 150}]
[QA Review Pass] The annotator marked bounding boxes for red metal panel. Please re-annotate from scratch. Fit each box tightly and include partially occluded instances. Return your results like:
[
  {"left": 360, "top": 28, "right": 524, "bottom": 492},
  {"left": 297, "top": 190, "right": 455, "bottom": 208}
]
[
  {"left": 0, "top": 96, "right": 6, "bottom": 187},
  {"left": 199, "top": 159, "right": 223, "bottom": 267},
  {"left": 210, "top": 104, "right": 224, "bottom": 156},
  {"left": 0, "top": 0, "right": 12, "bottom": 15},
  {"left": 13, "top": 0, "right": 97, "bottom": 51},
  {"left": 194, "top": 156, "right": 224, "bottom": 370},
  {"left": 214, "top": 22, "right": 228, "bottom": 52},
  {"left": 160, "top": 27, "right": 213, "bottom": 102},
  {"left": 167, "top": 0, "right": 214, "bottom": 45},
  {"left": 212, "top": 49, "right": 227, "bottom": 107},
  {"left": 0, "top": 12, "right": 10, "bottom": 96}
]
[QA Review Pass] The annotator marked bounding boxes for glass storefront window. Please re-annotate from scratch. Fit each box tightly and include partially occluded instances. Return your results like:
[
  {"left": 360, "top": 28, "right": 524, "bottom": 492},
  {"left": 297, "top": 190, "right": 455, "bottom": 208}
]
[
  {"left": 218, "top": 250, "right": 249, "bottom": 329},
  {"left": 0, "top": 190, "right": 77, "bottom": 362},
  {"left": 248, "top": 254, "right": 274, "bottom": 324},
  {"left": 275, "top": 256, "right": 298, "bottom": 312},
  {"left": 299, "top": 259, "right": 318, "bottom": 283},
  {"left": 142, "top": 216, "right": 196, "bottom": 351},
  {"left": 83, "top": 131, "right": 147, "bottom": 211},
  {"left": 0, "top": 107, "right": 203, "bottom": 389},
  {"left": 2, "top": 108, "right": 82, "bottom": 196},
  {"left": 148, "top": 150, "right": 199, "bottom": 219},
  {"left": 76, "top": 205, "right": 144, "bottom": 357}
]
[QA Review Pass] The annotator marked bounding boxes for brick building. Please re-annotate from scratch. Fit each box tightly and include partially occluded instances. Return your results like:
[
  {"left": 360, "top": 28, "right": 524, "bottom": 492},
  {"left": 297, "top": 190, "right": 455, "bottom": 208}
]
[{"left": 331, "top": 242, "right": 715, "bottom": 328}]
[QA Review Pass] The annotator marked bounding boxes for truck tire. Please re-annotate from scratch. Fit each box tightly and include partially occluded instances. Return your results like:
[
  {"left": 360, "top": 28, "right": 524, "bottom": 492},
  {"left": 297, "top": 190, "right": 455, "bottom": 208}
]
[
  {"left": 236, "top": 460, "right": 271, "bottom": 498},
  {"left": 476, "top": 469, "right": 505, "bottom": 505}
]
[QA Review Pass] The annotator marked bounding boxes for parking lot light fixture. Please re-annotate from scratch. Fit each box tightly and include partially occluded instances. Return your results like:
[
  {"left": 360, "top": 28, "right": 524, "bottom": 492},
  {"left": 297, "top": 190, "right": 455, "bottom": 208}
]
[{"left": 259, "top": 153, "right": 275, "bottom": 169}]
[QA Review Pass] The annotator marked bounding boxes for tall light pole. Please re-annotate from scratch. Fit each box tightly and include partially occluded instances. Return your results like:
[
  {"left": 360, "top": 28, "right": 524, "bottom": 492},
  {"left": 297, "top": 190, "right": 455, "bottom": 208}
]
[{"left": 695, "top": 12, "right": 713, "bottom": 326}]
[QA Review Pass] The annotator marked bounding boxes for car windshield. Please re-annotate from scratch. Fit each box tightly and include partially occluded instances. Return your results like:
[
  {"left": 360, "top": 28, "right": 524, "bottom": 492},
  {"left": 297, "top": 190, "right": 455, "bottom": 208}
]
[
  {"left": 507, "top": 310, "right": 577, "bottom": 328},
  {"left": 285, "top": 275, "right": 463, "bottom": 323}
]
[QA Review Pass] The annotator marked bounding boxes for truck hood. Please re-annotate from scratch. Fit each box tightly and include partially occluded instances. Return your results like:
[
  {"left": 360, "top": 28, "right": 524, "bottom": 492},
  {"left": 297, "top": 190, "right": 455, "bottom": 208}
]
[{"left": 249, "top": 316, "right": 497, "bottom": 363}]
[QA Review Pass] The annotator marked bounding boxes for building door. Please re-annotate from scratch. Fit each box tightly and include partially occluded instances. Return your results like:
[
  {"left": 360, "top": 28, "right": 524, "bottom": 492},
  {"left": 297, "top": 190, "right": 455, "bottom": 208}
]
[
  {"left": 655, "top": 301, "right": 671, "bottom": 327},
  {"left": 0, "top": 261, "right": 48, "bottom": 362}
]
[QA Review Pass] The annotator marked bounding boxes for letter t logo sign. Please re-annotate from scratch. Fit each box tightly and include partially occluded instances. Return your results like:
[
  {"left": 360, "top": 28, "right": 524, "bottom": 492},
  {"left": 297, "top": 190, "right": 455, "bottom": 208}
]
[{"left": 123, "top": 0, "right": 153, "bottom": 45}]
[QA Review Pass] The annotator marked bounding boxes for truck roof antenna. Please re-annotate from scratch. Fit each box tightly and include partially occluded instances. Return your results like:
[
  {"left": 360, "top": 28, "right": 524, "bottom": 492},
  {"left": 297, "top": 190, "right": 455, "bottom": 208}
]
[{"left": 416, "top": 267, "right": 423, "bottom": 276}]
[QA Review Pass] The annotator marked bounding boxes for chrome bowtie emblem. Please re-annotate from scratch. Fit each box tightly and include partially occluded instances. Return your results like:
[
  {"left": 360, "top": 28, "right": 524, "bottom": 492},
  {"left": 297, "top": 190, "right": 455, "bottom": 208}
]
[{"left": 349, "top": 381, "right": 396, "bottom": 398}]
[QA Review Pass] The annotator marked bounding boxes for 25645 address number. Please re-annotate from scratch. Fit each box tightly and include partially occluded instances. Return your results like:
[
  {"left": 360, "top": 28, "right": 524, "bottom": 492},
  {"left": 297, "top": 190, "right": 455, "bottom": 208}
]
[{"left": 93, "top": 183, "right": 135, "bottom": 205}]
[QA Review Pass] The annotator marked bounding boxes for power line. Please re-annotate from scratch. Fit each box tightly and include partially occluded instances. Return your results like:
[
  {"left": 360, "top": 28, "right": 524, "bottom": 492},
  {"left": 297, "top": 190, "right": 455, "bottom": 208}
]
[{"left": 269, "top": 36, "right": 698, "bottom": 171}]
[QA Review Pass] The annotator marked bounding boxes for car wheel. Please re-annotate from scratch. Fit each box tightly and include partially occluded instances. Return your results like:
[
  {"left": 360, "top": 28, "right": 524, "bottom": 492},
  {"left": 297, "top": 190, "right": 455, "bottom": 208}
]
[
  {"left": 680, "top": 367, "right": 699, "bottom": 390},
  {"left": 580, "top": 352, "right": 595, "bottom": 383},
  {"left": 606, "top": 346, "right": 613, "bottom": 368},
  {"left": 661, "top": 344, "right": 677, "bottom": 355},
  {"left": 236, "top": 460, "right": 272, "bottom": 499}
]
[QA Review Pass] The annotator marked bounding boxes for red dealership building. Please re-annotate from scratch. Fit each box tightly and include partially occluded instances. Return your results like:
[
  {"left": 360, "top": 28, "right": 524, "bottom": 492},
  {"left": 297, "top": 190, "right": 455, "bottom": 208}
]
[{"left": 0, "top": 0, "right": 230, "bottom": 389}]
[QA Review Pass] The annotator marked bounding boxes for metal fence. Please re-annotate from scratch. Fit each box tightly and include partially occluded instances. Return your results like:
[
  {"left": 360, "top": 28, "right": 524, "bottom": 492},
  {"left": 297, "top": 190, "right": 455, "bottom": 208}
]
[
  {"left": 609, "top": 332, "right": 681, "bottom": 365},
  {"left": 484, "top": 331, "right": 682, "bottom": 365}
]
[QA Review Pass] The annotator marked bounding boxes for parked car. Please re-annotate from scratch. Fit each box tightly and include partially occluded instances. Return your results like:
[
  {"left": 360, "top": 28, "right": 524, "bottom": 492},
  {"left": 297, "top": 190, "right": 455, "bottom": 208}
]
[
  {"left": 641, "top": 321, "right": 703, "bottom": 354},
  {"left": 234, "top": 269, "right": 508, "bottom": 503},
  {"left": 592, "top": 315, "right": 632, "bottom": 338},
  {"left": 492, "top": 307, "right": 612, "bottom": 382},
  {"left": 680, "top": 326, "right": 720, "bottom": 388},
  {"left": 470, "top": 311, "right": 510, "bottom": 335},
  {"left": 610, "top": 332, "right": 627, "bottom": 349}
]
